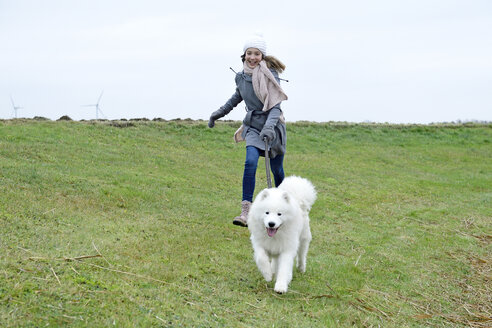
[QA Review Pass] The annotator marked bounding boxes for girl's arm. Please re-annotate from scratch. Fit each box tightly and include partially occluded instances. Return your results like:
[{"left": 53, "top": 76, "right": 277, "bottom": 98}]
[
  {"left": 209, "top": 88, "right": 242, "bottom": 127},
  {"left": 260, "top": 106, "right": 282, "bottom": 141},
  {"left": 264, "top": 106, "right": 281, "bottom": 128},
  {"left": 216, "top": 88, "right": 243, "bottom": 117}
]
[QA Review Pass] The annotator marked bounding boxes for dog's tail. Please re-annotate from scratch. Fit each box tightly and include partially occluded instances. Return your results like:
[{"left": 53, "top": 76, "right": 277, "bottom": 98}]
[{"left": 278, "top": 176, "right": 317, "bottom": 212}]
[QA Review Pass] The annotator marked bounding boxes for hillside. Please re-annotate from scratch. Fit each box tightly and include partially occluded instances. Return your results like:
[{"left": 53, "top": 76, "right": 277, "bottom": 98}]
[{"left": 0, "top": 119, "right": 491, "bottom": 327}]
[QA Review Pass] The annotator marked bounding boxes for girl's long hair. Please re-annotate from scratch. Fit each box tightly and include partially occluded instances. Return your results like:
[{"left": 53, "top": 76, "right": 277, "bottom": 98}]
[{"left": 241, "top": 54, "right": 286, "bottom": 73}]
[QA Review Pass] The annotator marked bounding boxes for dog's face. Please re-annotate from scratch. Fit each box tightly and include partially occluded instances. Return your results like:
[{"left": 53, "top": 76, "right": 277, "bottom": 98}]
[{"left": 254, "top": 189, "right": 296, "bottom": 237}]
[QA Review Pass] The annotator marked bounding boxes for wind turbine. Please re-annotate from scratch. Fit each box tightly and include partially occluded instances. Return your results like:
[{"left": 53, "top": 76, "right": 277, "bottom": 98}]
[
  {"left": 10, "top": 95, "right": 23, "bottom": 118},
  {"left": 82, "top": 90, "right": 106, "bottom": 120}
]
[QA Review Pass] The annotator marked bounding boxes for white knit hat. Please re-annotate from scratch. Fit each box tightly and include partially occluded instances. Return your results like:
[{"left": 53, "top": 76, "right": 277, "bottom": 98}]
[{"left": 243, "top": 32, "right": 267, "bottom": 56}]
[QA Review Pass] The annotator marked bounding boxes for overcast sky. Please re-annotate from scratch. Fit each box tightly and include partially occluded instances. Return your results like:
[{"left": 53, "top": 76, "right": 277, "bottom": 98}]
[{"left": 1, "top": 0, "right": 491, "bottom": 123}]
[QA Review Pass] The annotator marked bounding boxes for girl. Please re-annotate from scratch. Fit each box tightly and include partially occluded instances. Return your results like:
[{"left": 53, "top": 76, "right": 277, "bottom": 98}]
[{"left": 208, "top": 33, "right": 288, "bottom": 227}]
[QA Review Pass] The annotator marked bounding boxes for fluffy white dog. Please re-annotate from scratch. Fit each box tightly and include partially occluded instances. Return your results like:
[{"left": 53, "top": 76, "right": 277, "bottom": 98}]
[{"left": 248, "top": 176, "right": 317, "bottom": 294}]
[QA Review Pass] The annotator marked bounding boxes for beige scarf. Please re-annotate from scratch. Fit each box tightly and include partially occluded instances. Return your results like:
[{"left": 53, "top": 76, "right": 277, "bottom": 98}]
[
  {"left": 234, "top": 61, "right": 288, "bottom": 142},
  {"left": 243, "top": 60, "right": 288, "bottom": 111}
]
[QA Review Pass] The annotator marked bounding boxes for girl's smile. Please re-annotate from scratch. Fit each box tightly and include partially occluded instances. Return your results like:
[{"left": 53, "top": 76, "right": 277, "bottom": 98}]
[{"left": 245, "top": 48, "right": 263, "bottom": 68}]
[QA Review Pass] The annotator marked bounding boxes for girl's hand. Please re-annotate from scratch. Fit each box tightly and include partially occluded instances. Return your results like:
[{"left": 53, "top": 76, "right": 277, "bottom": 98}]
[
  {"left": 208, "top": 117, "right": 216, "bottom": 128},
  {"left": 260, "top": 126, "right": 275, "bottom": 141},
  {"left": 208, "top": 110, "right": 222, "bottom": 128}
]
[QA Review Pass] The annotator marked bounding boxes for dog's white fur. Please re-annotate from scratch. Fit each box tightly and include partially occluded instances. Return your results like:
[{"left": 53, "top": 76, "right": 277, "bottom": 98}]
[{"left": 248, "top": 176, "right": 316, "bottom": 293}]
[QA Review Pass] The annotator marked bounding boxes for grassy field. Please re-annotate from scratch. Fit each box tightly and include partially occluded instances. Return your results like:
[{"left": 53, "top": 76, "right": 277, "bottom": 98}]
[{"left": 0, "top": 119, "right": 490, "bottom": 327}]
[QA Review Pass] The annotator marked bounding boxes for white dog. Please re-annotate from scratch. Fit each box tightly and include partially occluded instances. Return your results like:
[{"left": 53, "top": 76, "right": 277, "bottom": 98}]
[{"left": 248, "top": 176, "right": 317, "bottom": 293}]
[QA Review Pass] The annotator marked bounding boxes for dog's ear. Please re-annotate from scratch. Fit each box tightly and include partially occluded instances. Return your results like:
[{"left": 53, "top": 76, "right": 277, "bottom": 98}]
[
  {"left": 282, "top": 191, "right": 290, "bottom": 203},
  {"left": 259, "top": 189, "right": 270, "bottom": 200}
]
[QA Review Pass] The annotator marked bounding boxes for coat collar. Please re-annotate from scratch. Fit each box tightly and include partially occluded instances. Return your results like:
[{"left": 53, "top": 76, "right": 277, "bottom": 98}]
[{"left": 240, "top": 71, "right": 252, "bottom": 82}]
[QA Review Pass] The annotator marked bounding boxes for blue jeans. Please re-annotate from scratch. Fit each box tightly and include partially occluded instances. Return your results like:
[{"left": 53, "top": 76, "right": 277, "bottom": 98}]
[{"left": 243, "top": 146, "right": 285, "bottom": 202}]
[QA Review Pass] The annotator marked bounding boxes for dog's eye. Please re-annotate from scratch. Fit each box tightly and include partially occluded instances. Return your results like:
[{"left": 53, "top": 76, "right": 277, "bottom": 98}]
[
  {"left": 265, "top": 212, "right": 269, "bottom": 215},
  {"left": 277, "top": 213, "right": 282, "bottom": 216}
]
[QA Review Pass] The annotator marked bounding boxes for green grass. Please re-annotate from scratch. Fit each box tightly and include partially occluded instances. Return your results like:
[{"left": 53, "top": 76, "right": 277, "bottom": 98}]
[{"left": 0, "top": 119, "right": 490, "bottom": 327}]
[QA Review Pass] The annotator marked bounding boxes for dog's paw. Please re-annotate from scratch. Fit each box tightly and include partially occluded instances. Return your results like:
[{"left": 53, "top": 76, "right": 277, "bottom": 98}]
[
  {"left": 274, "top": 282, "right": 288, "bottom": 294},
  {"left": 263, "top": 272, "right": 273, "bottom": 282},
  {"left": 297, "top": 263, "right": 306, "bottom": 273},
  {"left": 258, "top": 265, "right": 273, "bottom": 282}
]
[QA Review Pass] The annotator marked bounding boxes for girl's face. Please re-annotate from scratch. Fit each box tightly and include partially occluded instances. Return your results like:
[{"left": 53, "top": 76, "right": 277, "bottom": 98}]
[{"left": 245, "top": 48, "right": 263, "bottom": 68}]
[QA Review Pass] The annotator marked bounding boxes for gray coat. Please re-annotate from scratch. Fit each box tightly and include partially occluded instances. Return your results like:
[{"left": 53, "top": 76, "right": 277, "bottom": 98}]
[{"left": 216, "top": 69, "right": 287, "bottom": 158}]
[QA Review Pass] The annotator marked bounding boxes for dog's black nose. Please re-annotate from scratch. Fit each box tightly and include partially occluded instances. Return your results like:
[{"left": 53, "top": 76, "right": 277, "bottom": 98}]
[{"left": 268, "top": 222, "right": 275, "bottom": 228}]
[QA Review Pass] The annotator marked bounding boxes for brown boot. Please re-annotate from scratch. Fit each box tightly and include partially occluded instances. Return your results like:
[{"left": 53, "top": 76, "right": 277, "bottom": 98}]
[{"left": 233, "top": 200, "right": 251, "bottom": 227}]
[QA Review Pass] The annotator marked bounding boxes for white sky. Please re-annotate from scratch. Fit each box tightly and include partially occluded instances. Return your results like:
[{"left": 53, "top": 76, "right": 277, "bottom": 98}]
[{"left": 1, "top": 0, "right": 491, "bottom": 123}]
